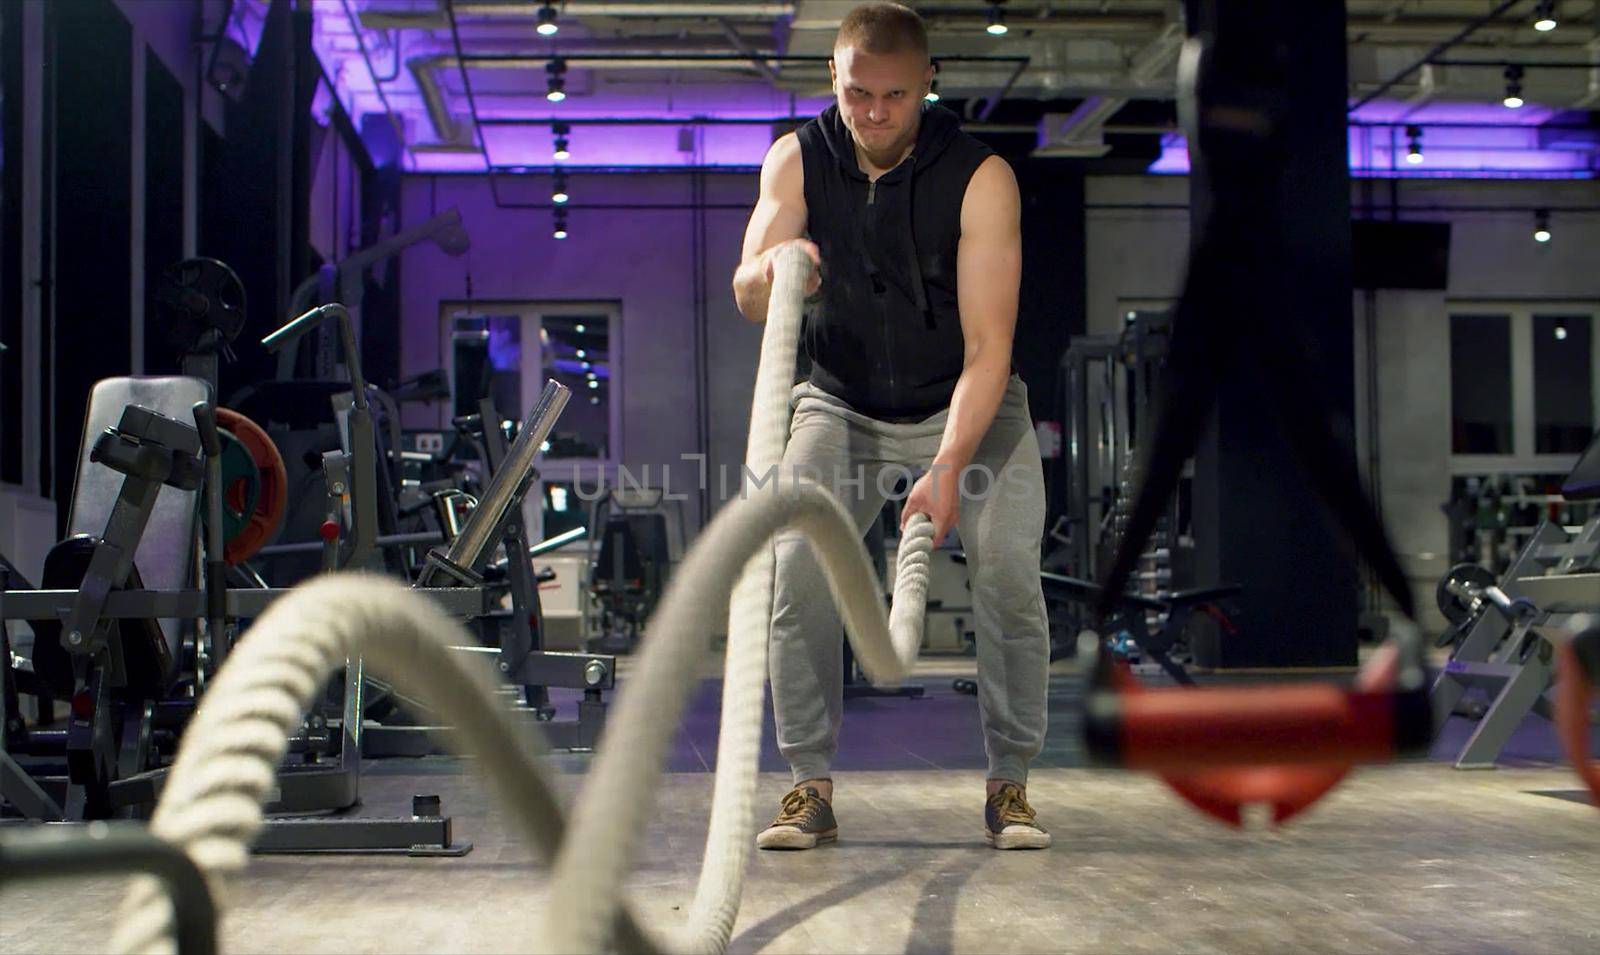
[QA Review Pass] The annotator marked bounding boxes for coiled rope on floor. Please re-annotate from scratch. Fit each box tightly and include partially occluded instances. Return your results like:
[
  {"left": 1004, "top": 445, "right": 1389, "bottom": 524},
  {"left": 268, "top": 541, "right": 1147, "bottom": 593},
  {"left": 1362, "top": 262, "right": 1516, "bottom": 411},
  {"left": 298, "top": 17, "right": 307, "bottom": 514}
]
[{"left": 113, "top": 247, "right": 934, "bottom": 955}]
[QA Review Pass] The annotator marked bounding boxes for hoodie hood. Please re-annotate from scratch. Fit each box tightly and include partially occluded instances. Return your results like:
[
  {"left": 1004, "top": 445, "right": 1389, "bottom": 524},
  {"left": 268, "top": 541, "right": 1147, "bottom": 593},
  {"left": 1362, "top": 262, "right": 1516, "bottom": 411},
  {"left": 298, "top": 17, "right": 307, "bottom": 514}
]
[
  {"left": 814, "top": 103, "right": 968, "bottom": 319},
  {"left": 815, "top": 101, "right": 966, "bottom": 180}
]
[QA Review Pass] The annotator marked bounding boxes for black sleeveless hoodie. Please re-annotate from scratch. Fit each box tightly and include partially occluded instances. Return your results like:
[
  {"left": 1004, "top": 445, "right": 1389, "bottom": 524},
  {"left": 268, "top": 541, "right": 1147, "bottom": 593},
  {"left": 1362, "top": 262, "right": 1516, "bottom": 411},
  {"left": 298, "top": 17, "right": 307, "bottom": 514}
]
[{"left": 796, "top": 103, "right": 993, "bottom": 421}]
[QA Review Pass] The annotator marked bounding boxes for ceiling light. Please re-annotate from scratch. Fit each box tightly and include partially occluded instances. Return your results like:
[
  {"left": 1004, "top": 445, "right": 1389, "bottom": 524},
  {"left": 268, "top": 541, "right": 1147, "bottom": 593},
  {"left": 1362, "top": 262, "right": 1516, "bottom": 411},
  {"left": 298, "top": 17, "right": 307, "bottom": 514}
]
[
  {"left": 552, "top": 172, "right": 569, "bottom": 204},
  {"left": 552, "top": 121, "right": 570, "bottom": 160},
  {"left": 1533, "top": 0, "right": 1558, "bottom": 31},
  {"left": 553, "top": 208, "right": 568, "bottom": 240},
  {"left": 1503, "top": 64, "right": 1524, "bottom": 108},
  {"left": 1534, "top": 208, "right": 1551, "bottom": 243},
  {"left": 1404, "top": 125, "right": 1424, "bottom": 165},
  {"left": 536, "top": 3, "right": 559, "bottom": 36},
  {"left": 547, "top": 58, "right": 567, "bottom": 103},
  {"left": 1555, "top": 325, "right": 1569, "bottom": 340},
  {"left": 924, "top": 80, "right": 940, "bottom": 103},
  {"left": 587, "top": 379, "right": 599, "bottom": 390},
  {"left": 985, "top": 2, "right": 1008, "bottom": 35}
]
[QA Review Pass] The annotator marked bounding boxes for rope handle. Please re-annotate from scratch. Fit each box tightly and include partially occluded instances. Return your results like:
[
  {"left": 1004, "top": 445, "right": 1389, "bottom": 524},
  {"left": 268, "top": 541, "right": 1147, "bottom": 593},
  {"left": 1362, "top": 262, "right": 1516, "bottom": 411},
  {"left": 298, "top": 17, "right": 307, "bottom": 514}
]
[
  {"left": 1081, "top": 624, "right": 1432, "bottom": 825},
  {"left": 1555, "top": 626, "right": 1600, "bottom": 807}
]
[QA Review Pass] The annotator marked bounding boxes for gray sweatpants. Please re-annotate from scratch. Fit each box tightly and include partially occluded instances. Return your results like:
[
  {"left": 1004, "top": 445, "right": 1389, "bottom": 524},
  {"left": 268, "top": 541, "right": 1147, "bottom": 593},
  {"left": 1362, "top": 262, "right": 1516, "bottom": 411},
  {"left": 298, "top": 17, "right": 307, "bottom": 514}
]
[{"left": 769, "top": 375, "right": 1051, "bottom": 785}]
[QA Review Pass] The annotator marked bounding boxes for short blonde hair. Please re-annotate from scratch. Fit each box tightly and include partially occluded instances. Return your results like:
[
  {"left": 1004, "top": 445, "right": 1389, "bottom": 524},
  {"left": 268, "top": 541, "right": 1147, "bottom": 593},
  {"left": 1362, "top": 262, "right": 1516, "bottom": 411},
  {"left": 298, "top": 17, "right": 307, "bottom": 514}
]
[{"left": 834, "top": 3, "right": 929, "bottom": 61}]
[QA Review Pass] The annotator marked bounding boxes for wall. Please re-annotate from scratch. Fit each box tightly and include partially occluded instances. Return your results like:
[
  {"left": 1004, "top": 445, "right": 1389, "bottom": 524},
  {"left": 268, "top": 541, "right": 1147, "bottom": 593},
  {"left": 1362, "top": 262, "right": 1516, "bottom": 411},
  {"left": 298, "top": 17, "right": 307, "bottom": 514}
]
[
  {"left": 0, "top": 0, "right": 207, "bottom": 574},
  {"left": 398, "top": 173, "right": 764, "bottom": 537},
  {"left": 1084, "top": 175, "right": 1190, "bottom": 334},
  {"left": 1364, "top": 179, "right": 1600, "bottom": 631},
  {"left": 1083, "top": 173, "right": 1600, "bottom": 633}
]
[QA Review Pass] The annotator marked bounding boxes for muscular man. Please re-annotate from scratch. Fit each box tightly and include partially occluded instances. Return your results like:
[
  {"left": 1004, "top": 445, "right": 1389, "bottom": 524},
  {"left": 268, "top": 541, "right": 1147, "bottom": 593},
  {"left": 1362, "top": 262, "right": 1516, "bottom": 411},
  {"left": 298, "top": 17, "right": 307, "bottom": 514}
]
[{"left": 731, "top": 2, "right": 1051, "bottom": 850}]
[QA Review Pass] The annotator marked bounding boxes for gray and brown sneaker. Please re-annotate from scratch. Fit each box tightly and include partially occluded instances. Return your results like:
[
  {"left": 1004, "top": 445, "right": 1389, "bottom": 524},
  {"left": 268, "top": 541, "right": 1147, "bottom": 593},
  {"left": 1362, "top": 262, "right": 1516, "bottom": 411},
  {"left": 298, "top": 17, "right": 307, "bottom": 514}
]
[
  {"left": 756, "top": 785, "right": 838, "bottom": 850},
  {"left": 985, "top": 782, "right": 1051, "bottom": 850}
]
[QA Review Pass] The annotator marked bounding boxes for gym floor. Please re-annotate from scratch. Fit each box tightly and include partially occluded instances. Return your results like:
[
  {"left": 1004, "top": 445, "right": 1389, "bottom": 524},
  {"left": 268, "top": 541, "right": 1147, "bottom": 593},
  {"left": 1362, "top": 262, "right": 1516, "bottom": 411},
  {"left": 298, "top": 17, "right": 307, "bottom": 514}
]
[{"left": 5, "top": 658, "right": 1599, "bottom": 954}]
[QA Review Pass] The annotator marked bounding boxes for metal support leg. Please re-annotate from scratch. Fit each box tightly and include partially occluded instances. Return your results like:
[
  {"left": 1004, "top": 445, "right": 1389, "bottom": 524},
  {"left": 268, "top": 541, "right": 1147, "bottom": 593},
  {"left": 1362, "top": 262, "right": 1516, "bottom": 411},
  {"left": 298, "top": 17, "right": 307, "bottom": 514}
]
[{"left": 1453, "top": 649, "right": 1556, "bottom": 769}]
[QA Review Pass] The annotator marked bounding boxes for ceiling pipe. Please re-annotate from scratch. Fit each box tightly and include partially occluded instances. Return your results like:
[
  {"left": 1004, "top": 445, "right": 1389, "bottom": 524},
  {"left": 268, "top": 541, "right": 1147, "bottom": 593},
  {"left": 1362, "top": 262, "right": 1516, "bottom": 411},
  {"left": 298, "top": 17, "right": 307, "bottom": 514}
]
[
  {"left": 1030, "top": 20, "right": 1181, "bottom": 153},
  {"left": 455, "top": 1, "right": 795, "bottom": 15},
  {"left": 718, "top": 16, "right": 782, "bottom": 83},
  {"left": 409, "top": 55, "right": 461, "bottom": 144},
  {"left": 361, "top": 1, "right": 794, "bottom": 29},
  {"left": 1350, "top": 0, "right": 1525, "bottom": 112}
]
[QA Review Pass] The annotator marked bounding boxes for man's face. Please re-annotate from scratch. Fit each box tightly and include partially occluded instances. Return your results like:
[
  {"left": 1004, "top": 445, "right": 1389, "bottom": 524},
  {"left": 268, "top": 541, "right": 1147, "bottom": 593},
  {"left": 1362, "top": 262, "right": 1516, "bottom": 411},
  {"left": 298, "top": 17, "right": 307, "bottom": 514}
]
[{"left": 829, "top": 45, "right": 934, "bottom": 161}]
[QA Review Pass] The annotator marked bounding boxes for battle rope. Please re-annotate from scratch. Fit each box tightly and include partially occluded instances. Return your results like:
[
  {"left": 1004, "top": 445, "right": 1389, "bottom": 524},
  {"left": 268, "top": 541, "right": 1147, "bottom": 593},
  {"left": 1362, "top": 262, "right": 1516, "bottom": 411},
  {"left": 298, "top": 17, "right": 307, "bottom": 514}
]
[
  {"left": 539, "top": 242, "right": 933, "bottom": 954},
  {"left": 115, "top": 247, "right": 935, "bottom": 955}
]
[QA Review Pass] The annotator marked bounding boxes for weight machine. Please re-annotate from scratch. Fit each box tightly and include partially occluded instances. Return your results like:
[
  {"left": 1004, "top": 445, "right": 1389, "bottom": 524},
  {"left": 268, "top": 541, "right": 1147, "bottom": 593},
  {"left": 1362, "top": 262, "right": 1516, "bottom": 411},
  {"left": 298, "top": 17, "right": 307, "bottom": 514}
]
[
  {"left": 2, "top": 273, "right": 613, "bottom": 852},
  {"left": 1429, "top": 426, "right": 1600, "bottom": 768}
]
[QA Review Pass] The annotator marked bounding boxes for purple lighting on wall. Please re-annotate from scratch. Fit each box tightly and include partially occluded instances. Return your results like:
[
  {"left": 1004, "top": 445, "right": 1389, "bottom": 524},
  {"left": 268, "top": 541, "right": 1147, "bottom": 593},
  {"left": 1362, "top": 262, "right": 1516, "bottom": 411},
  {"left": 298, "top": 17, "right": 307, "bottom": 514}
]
[
  {"left": 1149, "top": 101, "right": 1600, "bottom": 179},
  {"left": 1348, "top": 100, "right": 1562, "bottom": 126},
  {"left": 479, "top": 121, "right": 795, "bottom": 168}
]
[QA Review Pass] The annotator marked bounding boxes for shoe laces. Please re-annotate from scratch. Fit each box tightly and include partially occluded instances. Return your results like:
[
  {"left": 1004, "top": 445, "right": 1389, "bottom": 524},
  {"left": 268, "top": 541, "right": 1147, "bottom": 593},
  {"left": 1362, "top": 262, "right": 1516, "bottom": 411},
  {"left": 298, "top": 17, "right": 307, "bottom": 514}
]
[
  {"left": 990, "top": 785, "right": 1036, "bottom": 827},
  {"left": 774, "top": 787, "right": 819, "bottom": 826}
]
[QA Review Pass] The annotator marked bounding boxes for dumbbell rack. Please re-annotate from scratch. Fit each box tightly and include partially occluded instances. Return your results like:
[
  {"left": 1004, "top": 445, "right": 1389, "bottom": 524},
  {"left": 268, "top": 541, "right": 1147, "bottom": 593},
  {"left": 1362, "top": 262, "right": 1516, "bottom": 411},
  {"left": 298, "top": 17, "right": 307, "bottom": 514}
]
[{"left": 1429, "top": 515, "right": 1600, "bottom": 768}]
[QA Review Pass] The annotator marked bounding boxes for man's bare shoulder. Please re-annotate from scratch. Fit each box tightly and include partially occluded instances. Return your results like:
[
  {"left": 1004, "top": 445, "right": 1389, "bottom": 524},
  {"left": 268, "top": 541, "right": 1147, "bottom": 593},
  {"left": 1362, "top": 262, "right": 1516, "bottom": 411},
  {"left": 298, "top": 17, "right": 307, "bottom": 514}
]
[
  {"left": 764, "top": 132, "right": 803, "bottom": 175},
  {"left": 961, "top": 154, "right": 1020, "bottom": 229},
  {"left": 966, "top": 154, "right": 1018, "bottom": 202}
]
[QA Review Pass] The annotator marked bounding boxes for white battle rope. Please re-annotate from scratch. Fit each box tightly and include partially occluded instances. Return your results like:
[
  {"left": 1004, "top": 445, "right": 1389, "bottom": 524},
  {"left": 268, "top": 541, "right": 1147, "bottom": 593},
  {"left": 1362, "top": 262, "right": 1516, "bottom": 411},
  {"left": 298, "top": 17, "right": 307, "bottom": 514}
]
[
  {"left": 109, "top": 575, "right": 585, "bottom": 955},
  {"left": 540, "top": 245, "right": 932, "bottom": 953},
  {"left": 115, "top": 246, "right": 935, "bottom": 955}
]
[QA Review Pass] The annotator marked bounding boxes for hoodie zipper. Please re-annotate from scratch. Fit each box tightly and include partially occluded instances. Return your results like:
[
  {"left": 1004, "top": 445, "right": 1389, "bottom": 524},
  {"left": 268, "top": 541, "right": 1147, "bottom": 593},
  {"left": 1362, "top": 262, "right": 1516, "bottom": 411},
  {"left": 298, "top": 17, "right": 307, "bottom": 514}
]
[{"left": 865, "top": 175, "right": 895, "bottom": 403}]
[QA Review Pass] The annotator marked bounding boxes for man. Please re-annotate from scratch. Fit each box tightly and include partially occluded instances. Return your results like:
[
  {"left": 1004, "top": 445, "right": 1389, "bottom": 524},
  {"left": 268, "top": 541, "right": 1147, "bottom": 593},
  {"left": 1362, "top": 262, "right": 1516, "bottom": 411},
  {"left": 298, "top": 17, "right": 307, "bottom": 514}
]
[{"left": 731, "top": 2, "right": 1051, "bottom": 851}]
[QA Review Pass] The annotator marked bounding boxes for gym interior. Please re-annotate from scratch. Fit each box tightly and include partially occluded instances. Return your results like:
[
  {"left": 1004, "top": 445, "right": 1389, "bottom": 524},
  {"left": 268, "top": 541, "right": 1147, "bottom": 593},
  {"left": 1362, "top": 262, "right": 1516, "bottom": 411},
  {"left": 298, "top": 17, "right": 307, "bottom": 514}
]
[{"left": 3, "top": 1, "right": 1600, "bottom": 952}]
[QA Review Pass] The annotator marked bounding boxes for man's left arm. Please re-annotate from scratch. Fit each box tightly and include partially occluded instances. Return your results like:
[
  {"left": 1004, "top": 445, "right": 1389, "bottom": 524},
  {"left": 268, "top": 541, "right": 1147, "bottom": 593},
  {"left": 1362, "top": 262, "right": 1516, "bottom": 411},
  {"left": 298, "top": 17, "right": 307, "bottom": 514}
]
[{"left": 904, "top": 154, "right": 1022, "bottom": 542}]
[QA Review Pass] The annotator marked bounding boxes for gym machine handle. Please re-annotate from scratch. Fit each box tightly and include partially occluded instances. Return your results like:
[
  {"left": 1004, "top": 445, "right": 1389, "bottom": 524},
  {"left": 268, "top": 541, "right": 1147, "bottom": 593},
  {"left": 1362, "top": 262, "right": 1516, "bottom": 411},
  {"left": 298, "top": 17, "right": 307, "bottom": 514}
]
[
  {"left": 418, "top": 380, "right": 570, "bottom": 586},
  {"left": 527, "top": 525, "right": 586, "bottom": 559},
  {"left": 191, "top": 402, "right": 229, "bottom": 666},
  {"left": 1082, "top": 629, "right": 1433, "bottom": 771},
  {"left": 0, "top": 824, "right": 217, "bottom": 955},
  {"left": 261, "top": 303, "right": 368, "bottom": 412},
  {"left": 1446, "top": 575, "right": 1538, "bottom": 623},
  {"left": 263, "top": 303, "right": 378, "bottom": 569}
]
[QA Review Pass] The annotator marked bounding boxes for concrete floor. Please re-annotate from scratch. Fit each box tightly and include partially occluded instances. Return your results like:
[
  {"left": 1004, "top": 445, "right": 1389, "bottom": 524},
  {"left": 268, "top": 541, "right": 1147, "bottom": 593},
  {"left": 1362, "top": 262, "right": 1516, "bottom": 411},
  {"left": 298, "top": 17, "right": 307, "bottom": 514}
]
[{"left": 5, "top": 660, "right": 1600, "bottom": 954}]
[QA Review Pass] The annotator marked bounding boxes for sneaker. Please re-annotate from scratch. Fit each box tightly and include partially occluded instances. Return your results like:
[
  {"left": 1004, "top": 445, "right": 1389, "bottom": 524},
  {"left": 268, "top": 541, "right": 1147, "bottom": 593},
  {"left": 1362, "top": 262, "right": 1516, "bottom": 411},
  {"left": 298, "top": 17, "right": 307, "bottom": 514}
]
[
  {"left": 756, "top": 785, "right": 838, "bottom": 850},
  {"left": 985, "top": 782, "right": 1051, "bottom": 850}
]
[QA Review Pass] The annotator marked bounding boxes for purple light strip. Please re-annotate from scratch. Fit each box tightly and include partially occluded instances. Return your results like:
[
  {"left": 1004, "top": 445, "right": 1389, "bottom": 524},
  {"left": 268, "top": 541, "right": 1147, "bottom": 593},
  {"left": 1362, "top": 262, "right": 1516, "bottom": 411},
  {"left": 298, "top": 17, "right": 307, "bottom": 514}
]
[{"left": 1150, "top": 125, "right": 1600, "bottom": 179}]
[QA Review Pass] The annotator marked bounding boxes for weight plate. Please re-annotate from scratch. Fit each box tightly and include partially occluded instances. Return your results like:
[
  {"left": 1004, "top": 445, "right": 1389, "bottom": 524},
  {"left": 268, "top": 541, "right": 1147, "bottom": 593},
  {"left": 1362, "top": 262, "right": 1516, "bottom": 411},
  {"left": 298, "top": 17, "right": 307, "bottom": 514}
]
[
  {"left": 156, "top": 257, "right": 247, "bottom": 354},
  {"left": 1436, "top": 562, "right": 1497, "bottom": 625},
  {"left": 214, "top": 408, "right": 287, "bottom": 565},
  {"left": 215, "top": 427, "right": 260, "bottom": 541}
]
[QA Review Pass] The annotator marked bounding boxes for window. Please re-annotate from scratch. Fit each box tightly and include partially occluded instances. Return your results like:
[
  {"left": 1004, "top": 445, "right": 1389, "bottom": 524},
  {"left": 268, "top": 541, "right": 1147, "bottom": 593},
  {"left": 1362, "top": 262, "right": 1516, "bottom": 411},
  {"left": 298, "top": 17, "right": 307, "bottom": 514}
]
[
  {"left": 1448, "top": 302, "right": 1600, "bottom": 473},
  {"left": 1532, "top": 314, "right": 1592, "bottom": 454},
  {"left": 442, "top": 301, "right": 621, "bottom": 540},
  {"left": 445, "top": 302, "right": 618, "bottom": 465},
  {"left": 1449, "top": 314, "right": 1513, "bottom": 454},
  {"left": 540, "top": 312, "right": 613, "bottom": 460}
]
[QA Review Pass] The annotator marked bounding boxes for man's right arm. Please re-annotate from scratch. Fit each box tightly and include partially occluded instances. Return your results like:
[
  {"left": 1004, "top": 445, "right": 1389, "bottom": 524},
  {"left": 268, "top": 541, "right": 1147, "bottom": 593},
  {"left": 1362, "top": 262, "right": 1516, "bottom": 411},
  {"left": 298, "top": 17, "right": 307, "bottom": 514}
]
[{"left": 732, "top": 133, "right": 817, "bottom": 323}]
